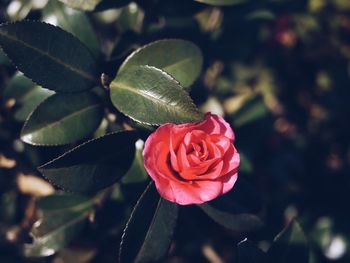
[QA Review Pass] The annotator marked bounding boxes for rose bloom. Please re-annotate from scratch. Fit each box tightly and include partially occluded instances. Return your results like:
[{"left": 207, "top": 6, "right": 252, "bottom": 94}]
[{"left": 143, "top": 112, "right": 240, "bottom": 205}]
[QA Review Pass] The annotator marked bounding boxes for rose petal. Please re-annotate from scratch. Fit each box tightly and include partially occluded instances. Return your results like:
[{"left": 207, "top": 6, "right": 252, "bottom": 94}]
[
  {"left": 179, "top": 157, "right": 221, "bottom": 180},
  {"left": 220, "top": 170, "right": 238, "bottom": 194},
  {"left": 221, "top": 145, "right": 240, "bottom": 176},
  {"left": 206, "top": 140, "right": 222, "bottom": 159},
  {"left": 198, "top": 160, "right": 224, "bottom": 180},
  {"left": 176, "top": 142, "right": 190, "bottom": 172},
  {"left": 166, "top": 180, "right": 224, "bottom": 205},
  {"left": 198, "top": 112, "right": 235, "bottom": 141},
  {"left": 210, "top": 134, "right": 231, "bottom": 155},
  {"left": 144, "top": 124, "right": 183, "bottom": 184},
  {"left": 143, "top": 112, "right": 240, "bottom": 205}
]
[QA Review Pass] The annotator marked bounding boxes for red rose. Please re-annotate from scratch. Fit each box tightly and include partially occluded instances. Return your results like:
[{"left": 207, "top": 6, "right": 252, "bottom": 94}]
[{"left": 143, "top": 112, "right": 240, "bottom": 205}]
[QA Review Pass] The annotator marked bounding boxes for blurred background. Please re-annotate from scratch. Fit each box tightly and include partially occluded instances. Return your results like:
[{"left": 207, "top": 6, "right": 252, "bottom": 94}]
[{"left": 0, "top": 0, "right": 350, "bottom": 262}]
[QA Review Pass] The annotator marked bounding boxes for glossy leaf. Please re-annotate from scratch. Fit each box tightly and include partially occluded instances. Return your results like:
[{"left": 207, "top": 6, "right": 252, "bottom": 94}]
[
  {"left": 110, "top": 65, "right": 203, "bottom": 125},
  {"left": 267, "top": 220, "right": 311, "bottom": 263},
  {"left": 119, "top": 39, "right": 203, "bottom": 88},
  {"left": 0, "top": 21, "right": 99, "bottom": 92},
  {"left": 43, "top": 1, "right": 100, "bottom": 57},
  {"left": 238, "top": 239, "right": 267, "bottom": 263},
  {"left": 193, "top": 0, "right": 248, "bottom": 6},
  {"left": 199, "top": 179, "right": 263, "bottom": 232},
  {"left": 21, "top": 92, "right": 104, "bottom": 146},
  {"left": 24, "top": 193, "right": 94, "bottom": 257},
  {"left": 38, "top": 131, "right": 138, "bottom": 193},
  {"left": 119, "top": 183, "right": 178, "bottom": 263}
]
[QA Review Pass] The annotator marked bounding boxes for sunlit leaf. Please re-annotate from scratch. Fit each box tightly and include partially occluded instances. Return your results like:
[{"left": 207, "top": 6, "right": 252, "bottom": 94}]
[
  {"left": 21, "top": 92, "right": 104, "bottom": 146},
  {"left": 110, "top": 65, "right": 203, "bottom": 125},
  {"left": 118, "top": 39, "right": 203, "bottom": 88}
]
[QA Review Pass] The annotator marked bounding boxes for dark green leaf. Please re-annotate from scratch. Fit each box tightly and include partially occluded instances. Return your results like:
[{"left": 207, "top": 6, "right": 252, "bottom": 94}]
[
  {"left": 43, "top": 1, "right": 100, "bottom": 57},
  {"left": 110, "top": 65, "right": 203, "bottom": 125},
  {"left": 0, "top": 48, "right": 10, "bottom": 65},
  {"left": 118, "top": 39, "right": 203, "bottom": 88},
  {"left": 37, "top": 193, "right": 94, "bottom": 216},
  {"left": 119, "top": 183, "right": 178, "bottom": 263},
  {"left": 24, "top": 193, "right": 94, "bottom": 257},
  {"left": 193, "top": 0, "right": 248, "bottom": 6},
  {"left": 268, "top": 220, "right": 310, "bottom": 263},
  {"left": 238, "top": 239, "right": 267, "bottom": 263},
  {"left": 199, "top": 179, "right": 263, "bottom": 232},
  {"left": 38, "top": 131, "right": 138, "bottom": 193},
  {"left": 21, "top": 92, "right": 104, "bottom": 146},
  {"left": 121, "top": 140, "right": 148, "bottom": 184},
  {"left": 0, "top": 21, "right": 99, "bottom": 92}
]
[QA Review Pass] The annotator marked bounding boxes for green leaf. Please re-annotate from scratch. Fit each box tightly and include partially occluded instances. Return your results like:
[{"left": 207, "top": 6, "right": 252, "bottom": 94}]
[
  {"left": 24, "top": 193, "right": 94, "bottom": 257},
  {"left": 238, "top": 239, "right": 267, "bottom": 263},
  {"left": 120, "top": 183, "right": 179, "bottom": 263},
  {"left": 43, "top": 1, "right": 100, "bottom": 57},
  {"left": 58, "top": 0, "right": 103, "bottom": 11},
  {"left": 199, "top": 179, "right": 263, "bottom": 232},
  {"left": 110, "top": 65, "right": 203, "bottom": 125},
  {"left": 21, "top": 92, "right": 104, "bottom": 146},
  {"left": 268, "top": 220, "right": 311, "bottom": 263},
  {"left": 121, "top": 140, "right": 148, "bottom": 184},
  {"left": 38, "top": 131, "right": 138, "bottom": 193},
  {"left": 37, "top": 193, "right": 94, "bottom": 216},
  {"left": 193, "top": 0, "right": 248, "bottom": 6},
  {"left": 118, "top": 39, "right": 203, "bottom": 88},
  {"left": 0, "top": 21, "right": 99, "bottom": 92}
]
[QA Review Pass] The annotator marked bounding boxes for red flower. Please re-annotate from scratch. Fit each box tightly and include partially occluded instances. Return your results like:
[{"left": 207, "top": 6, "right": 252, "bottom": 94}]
[{"left": 143, "top": 112, "right": 240, "bottom": 205}]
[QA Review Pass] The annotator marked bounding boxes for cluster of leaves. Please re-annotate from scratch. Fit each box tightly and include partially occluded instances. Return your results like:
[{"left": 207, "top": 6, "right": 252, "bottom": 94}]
[
  {"left": 0, "top": 0, "right": 265, "bottom": 262},
  {"left": 1, "top": 0, "right": 350, "bottom": 262}
]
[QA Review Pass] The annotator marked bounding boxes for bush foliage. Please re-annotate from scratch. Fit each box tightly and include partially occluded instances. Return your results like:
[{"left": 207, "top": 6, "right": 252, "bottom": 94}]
[{"left": 0, "top": 0, "right": 350, "bottom": 262}]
